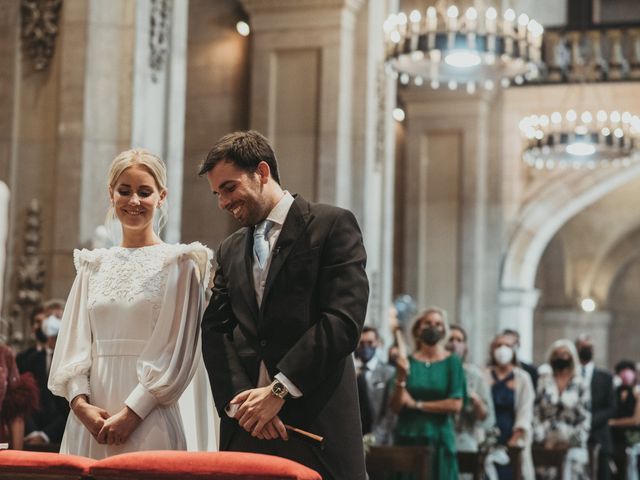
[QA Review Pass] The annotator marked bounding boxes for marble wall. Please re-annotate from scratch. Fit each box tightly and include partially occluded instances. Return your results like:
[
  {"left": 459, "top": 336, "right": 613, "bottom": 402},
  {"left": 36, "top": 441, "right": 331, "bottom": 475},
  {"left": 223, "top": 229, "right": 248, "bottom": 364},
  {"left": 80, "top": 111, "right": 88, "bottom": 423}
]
[{"left": 181, "top": 0, "right": 250, "bottom": 250}]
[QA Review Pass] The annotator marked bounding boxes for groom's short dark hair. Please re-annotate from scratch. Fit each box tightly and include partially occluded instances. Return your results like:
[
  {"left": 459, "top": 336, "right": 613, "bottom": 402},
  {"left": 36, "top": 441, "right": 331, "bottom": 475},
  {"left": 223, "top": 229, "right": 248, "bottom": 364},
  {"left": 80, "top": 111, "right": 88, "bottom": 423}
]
[{"left": 199, "top": 130, "right": 281, "bottom": 184}]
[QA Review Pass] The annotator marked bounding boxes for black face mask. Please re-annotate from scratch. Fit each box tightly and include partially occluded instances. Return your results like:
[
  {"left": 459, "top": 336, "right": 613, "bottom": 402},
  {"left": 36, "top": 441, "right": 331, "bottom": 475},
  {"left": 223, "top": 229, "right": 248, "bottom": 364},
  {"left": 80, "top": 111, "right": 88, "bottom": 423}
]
[
  {"left": 578, "top": 346, "right": 593, "bottom": 363},
  {"left": 35, "top": 327, "right": 48, "bottom": 344},
  {"left": 420, "top": 326, "right": 443, "bottom": 346},
  {"left": 551, "top": 357, "right": 572, "bottom": 371}
]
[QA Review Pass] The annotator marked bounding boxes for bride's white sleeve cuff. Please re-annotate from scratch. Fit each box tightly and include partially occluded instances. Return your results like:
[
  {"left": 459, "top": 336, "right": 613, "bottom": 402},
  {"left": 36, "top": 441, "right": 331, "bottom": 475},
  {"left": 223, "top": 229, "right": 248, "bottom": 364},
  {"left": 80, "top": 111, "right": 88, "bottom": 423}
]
[
  {"left": 125, "top": 384, "right": 158, "bottom": 419},
  {"left": 66, "top": 375, "right": 90, "bottom": 404}
]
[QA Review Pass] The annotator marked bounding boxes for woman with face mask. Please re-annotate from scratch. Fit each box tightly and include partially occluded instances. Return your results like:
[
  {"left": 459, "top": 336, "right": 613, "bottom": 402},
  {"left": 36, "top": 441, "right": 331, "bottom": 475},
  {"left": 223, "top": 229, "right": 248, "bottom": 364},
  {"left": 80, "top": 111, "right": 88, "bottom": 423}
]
[
  {"left": 533, "top": 339, "right": 590, "bottom": 480},
  {"left": 486, "top": 334, "right": 535, "bottom": 480},
  {"left": 389, "top": 307, "right": 466, "bottom": 480},
  {"left": 609, "top": 359, "right": 640, "bottom": 475}
]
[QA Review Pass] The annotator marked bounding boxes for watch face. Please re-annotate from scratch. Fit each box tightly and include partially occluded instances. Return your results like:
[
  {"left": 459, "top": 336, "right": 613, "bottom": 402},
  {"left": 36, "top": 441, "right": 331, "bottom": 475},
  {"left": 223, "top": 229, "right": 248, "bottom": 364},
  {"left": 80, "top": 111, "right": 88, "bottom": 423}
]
[{"left": 272, "top": 381, "right": 287, "bottom": 398}]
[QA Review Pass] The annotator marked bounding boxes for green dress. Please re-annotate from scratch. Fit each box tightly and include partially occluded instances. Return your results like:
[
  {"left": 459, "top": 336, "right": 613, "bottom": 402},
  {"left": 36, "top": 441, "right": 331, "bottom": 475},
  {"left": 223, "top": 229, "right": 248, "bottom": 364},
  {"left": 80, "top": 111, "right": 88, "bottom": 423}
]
[{"left": 394, "top": 354, "right": 466, "bottom": 480}]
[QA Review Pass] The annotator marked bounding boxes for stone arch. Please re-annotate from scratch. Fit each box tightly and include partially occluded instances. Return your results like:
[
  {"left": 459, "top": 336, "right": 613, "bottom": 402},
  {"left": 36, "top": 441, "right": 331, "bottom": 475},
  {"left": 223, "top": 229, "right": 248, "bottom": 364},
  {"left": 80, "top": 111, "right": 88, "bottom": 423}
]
[
  {"left": 501, "top": 163, "right": 640, "bottom": 292},
  {"left": 498, "top": 163, "right": 640, "bottom": 359},
  {"left": 587, "top": 225, "right": 640, "bottom": 304}
]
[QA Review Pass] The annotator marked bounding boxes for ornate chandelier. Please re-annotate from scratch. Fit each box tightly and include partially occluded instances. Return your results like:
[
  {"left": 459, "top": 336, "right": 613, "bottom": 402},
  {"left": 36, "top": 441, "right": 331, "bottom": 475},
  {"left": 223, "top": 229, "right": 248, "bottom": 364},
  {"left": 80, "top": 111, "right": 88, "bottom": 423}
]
[
  {"left": 383, "top": 1, "right": 544, "bottom": 93},
  {"left": 519, "top": 110, "right": 640, "bottom": 169}
]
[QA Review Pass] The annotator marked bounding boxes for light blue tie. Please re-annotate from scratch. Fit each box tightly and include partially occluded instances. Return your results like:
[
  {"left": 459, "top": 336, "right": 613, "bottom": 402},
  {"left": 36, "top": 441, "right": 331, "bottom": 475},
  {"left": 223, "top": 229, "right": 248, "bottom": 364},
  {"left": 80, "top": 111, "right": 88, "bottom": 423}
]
[{"left": 253, "top": 220, "right": 274, "bottom": 269}]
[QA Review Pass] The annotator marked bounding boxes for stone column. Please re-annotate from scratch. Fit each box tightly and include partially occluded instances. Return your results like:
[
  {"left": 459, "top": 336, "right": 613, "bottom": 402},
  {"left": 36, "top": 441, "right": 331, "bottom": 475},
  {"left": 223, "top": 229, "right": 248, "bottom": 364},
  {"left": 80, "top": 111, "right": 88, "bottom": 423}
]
[
  {"left": 240, "top": 0, "right": 363, "bottom": 208},
  {"left": 79, "top": 0, "right": 137, "bottom": 248},
  {"left": 399, "top": 88, "right": 496, "bottom": 365},
  {"left": 498, "top": 288, "right": 541, "bottom": 362},
  {"left": 131, "top": 0, "right": 189, "bottom": 244},
  {"left": 350, "top": 0, "right": 396, "bottom": 339}
]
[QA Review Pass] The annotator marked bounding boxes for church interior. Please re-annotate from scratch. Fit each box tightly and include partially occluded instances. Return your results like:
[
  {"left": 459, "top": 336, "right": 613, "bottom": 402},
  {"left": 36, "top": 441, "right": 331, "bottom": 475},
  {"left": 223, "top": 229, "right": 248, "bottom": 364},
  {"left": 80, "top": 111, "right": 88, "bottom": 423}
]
[
  {"left": 1, "top": 0, "right": 640, "bottom": 474},
  {"left": 2, "top": 0, "right": 638, "bottom": 365}
]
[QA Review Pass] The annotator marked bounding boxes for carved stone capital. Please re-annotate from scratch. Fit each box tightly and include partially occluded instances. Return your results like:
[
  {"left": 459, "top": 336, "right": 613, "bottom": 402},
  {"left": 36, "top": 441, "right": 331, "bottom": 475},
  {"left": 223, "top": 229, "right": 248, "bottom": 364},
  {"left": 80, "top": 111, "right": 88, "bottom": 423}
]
[{"left": 20, "top": 0, "right": 62, "bottom": 71}]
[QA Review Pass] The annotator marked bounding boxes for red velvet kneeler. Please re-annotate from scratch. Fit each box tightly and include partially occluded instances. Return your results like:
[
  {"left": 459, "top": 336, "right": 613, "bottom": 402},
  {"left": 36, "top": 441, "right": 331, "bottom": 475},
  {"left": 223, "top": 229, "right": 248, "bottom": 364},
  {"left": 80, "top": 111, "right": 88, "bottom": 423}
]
[
  {"left": 89, "top": 451, "right": 322, "bottom": 480},
  {"left": 0, "top": 450, "right": 95, "bottom": 479}
]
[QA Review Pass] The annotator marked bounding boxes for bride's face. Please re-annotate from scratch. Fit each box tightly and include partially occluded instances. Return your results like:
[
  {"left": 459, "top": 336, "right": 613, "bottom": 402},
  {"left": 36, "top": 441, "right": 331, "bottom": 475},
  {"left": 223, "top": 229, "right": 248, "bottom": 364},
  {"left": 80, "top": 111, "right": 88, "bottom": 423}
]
[{"left": 110, "top": 165, "right": 166, "bottom": 232}]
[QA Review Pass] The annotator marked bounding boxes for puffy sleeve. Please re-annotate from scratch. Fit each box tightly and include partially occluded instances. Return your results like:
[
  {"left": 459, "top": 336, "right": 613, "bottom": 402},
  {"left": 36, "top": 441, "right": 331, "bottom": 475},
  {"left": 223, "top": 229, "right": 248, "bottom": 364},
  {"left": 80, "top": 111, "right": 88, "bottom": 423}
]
[
  {"left": 48, "top": 249, "right": 98, "bottom": 402},
  {"left": 124, "top": 243, "right": 212, "bottom": 419}
]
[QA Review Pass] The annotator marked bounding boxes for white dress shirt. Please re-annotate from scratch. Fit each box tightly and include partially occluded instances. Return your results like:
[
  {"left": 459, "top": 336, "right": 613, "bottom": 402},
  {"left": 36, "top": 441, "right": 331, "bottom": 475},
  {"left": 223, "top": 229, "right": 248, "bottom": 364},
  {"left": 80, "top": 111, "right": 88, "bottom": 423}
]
[{"left": 582, "top": 361, "right": 594, "bottom": 385}]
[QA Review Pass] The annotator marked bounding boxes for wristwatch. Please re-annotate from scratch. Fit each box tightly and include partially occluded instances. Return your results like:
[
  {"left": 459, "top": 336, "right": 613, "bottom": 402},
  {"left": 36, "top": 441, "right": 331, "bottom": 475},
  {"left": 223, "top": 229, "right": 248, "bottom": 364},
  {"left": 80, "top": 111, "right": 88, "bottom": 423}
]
[{"left": 270, "top": 380, "right": 289, "bottom": 399}]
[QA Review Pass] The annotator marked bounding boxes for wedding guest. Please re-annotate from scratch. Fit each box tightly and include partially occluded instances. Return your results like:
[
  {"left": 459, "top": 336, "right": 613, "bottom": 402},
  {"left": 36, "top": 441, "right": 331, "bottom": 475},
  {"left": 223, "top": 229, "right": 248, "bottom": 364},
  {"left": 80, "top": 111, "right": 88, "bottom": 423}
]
[
  {"left": 390, "top": 307, "right": 465, "bottom": 480},
  {"left": 534, "top": 339, "right": 591, "bottom": 480},
  {"left": 487, "top": 333, "right": 535, "bottom": 480},
  {"left": 19, "top": 313, "right": 69, "bottom": 447},
  {"left": 355, "top": 326, "right": 396, "bottom": 445},
  {"left": 576, "top": 333, "right": 615, "bottom": 480},
  {"left": 0, "top": 343, "right": 39, "bottom": 449},
  {"left": 447, "top": 324, "right": 495, "bottom": 453},
  {"left": 609, "top": 360, "right": 640, "bottom": 478}
]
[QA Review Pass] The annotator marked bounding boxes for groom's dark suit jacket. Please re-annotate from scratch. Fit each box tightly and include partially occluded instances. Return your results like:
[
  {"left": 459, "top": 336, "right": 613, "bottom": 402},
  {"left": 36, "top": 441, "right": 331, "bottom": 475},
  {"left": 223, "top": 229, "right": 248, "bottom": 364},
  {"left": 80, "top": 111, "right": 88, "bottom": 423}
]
[{"left": 202, "top": 195, "right": 369, "bottom": 480}]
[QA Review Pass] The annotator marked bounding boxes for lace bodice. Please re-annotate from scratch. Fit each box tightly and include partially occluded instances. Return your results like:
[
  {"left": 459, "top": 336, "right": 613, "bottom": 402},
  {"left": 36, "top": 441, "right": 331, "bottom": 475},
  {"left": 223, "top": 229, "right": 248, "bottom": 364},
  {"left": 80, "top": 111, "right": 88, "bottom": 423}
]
[
  {"left": 75, "top": 243, "right": 211, "bottom": 319},
  {"left": 86, "top": 245, "right": 173, "bottom": 324},
  {"left": 50, "top": 242, "right": 212, "bottom": 416}
]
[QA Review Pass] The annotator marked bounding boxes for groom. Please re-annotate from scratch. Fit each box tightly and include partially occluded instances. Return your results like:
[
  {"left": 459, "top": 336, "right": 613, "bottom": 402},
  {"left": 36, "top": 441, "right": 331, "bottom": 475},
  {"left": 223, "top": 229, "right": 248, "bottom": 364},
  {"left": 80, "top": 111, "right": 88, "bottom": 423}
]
[{"left": 200, "top": 130, "right": 369, "bottom": 479}]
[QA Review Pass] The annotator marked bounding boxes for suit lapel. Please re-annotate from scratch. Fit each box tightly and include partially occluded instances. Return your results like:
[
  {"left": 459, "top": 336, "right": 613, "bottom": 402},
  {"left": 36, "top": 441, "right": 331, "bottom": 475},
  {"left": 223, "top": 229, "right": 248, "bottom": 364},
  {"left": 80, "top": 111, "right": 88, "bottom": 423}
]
[{"left": 260, "top": 197, "right": 310, "bottom": 312}]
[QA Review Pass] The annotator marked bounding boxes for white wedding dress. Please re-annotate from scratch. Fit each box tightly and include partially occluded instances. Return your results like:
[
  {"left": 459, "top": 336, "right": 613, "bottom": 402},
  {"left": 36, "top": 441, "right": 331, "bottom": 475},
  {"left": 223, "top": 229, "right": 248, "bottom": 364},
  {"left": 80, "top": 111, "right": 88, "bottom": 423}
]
[{"left": 48, "top": 242, "right": 218, "bottom": 459}]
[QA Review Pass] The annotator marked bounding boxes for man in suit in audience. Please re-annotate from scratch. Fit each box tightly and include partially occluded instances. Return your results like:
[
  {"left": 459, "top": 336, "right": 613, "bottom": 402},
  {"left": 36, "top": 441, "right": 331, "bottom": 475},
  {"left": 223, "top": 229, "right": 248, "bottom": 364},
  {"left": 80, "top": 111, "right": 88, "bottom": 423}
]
[
  {"left": 200, "top": 130, "right": 369, "bottom": 479},
  {"left": 576, "top": 333, "right": 616, "bottom": 480},
  {"left": 354, "top": 326, "right": 395, "bottom": 445},
  {"left": 502, "top": 329, "right": 538, "bottom": 390},
  {"left": 17, "top": 310, "right": 70, "bottom": 446}
]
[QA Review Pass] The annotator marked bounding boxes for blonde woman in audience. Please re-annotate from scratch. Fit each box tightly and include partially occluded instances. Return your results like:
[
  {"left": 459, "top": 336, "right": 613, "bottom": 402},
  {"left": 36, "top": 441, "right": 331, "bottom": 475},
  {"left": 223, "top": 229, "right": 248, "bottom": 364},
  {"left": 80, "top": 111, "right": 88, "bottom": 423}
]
[
  {"left": 48, "top": 149, "right": 213, "bottom": 459},
  {"left": 486, "top": 333, "right": 535, "bottom": 480},
  {"left": 533, "top": 339, "right": 591, "bottom": 480},
  {"left": 390, "top": 307, "right": 465, "bottom": 480}
]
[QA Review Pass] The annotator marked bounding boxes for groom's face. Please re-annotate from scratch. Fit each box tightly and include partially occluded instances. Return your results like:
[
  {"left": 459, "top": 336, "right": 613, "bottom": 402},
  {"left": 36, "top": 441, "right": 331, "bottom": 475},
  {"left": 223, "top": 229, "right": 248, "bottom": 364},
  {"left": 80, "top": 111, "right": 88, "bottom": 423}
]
[{"left": 207, "top": 160, "right": 269, "bottom": 227}]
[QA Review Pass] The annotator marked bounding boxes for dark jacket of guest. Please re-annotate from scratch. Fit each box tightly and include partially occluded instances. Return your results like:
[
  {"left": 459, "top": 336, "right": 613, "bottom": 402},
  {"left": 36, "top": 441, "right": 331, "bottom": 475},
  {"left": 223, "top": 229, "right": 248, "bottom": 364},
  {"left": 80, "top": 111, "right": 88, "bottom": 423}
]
[
  {"left": 357, "top": 357, "right": 396, "bottom": 444},
  {"left": 17, "top": 347, "right": 69, "bottom": 443},
  {"left": 589, "top": 368, "right": 615, "bottom": 453},
  {"left": 520, "top": 360, "right": 539, "bottom": 391}
]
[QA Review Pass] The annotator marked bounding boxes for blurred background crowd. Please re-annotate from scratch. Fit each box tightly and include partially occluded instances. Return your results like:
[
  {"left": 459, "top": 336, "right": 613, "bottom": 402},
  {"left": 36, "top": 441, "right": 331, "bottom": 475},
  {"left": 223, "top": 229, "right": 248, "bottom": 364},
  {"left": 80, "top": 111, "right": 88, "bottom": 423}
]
[{"left": 355, "top": 304, "right": 640, "bottom": 480}]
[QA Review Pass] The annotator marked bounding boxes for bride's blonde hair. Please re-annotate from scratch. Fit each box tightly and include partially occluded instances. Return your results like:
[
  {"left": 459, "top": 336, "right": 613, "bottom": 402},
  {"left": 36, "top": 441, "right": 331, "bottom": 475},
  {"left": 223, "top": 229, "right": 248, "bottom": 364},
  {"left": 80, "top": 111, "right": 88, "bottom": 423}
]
[{"left": 106, "top": 149, "right": 168, "bottom": 232}]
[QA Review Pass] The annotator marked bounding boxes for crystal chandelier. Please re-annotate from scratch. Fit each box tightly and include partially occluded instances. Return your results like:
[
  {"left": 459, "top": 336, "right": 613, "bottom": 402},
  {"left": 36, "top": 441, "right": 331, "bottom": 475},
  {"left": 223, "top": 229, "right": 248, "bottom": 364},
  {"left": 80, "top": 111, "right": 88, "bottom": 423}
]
[
  {"left": 383, "top": 1, "right": 544, "bottom": 93},
  {"left": 519, "top": 110, "right": 640, "bottom": 169}
]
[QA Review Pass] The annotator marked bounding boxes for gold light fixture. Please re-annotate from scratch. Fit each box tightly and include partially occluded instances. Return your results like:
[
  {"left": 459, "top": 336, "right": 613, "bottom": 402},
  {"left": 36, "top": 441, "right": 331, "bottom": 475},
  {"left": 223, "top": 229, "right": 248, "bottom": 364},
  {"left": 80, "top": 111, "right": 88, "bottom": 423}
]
[
  {"left": 383, "top": 1, "right": 543, "bottom": 93},
  {"left": 520, "top": 110, "right": 640, "bottom": 169}
]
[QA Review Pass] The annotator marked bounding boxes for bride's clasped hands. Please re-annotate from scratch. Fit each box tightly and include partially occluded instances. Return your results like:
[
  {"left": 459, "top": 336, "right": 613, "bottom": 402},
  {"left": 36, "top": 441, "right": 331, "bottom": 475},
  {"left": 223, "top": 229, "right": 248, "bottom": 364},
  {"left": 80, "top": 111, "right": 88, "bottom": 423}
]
[
  {"left": 71, "top": 395, "right": 142, "bottom": 446},
  {"left": 95, "top": 406, "right": 142, "bottom": 445},
  {"left": 70, "top": 395, "right": 110, "bottom": 443}
]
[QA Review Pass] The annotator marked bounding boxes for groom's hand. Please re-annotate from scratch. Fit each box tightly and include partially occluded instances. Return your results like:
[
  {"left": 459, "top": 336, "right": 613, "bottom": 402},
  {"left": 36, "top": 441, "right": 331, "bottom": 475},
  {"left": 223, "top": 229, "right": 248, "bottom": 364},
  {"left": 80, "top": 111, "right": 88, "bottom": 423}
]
[
  {"left": 255, "top": 415, "right": 288, "bottom": 441},
  {"left": 231, "top": 387, "right": 285, "bottom": 437}
]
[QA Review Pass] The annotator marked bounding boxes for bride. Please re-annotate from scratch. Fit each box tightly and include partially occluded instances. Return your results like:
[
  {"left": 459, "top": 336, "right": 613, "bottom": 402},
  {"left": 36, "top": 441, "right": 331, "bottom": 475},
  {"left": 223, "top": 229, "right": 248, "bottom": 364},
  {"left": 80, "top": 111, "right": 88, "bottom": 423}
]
[{"left": 48, "top": 149, "right": 214, "bottom": 458}]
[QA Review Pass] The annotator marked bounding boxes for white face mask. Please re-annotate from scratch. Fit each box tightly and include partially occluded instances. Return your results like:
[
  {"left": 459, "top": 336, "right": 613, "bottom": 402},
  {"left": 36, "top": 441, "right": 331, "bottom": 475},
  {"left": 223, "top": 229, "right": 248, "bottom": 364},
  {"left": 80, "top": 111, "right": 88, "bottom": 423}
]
[
  {"left": 42, "top": 314, "right": 61, "bottom": 338},
  {"left": 494, "top": 345, "right": 514, "bottom": 365}
]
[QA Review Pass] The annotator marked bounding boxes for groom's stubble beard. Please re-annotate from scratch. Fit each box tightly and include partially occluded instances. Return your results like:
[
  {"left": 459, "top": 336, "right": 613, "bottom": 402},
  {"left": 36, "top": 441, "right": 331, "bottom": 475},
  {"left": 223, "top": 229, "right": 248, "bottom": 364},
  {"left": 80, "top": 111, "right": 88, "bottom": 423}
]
[{"left": 236, "top": 180, "right": 271, "bottom": 227}]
